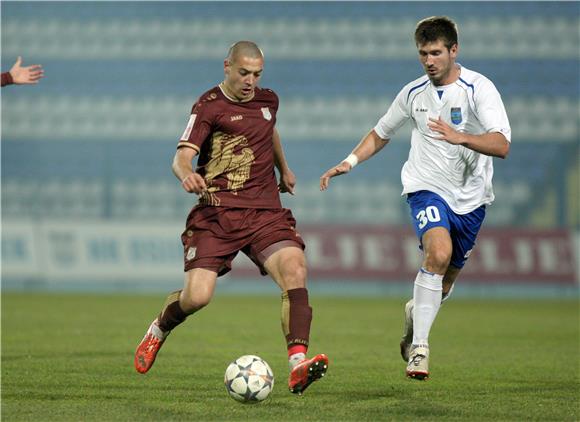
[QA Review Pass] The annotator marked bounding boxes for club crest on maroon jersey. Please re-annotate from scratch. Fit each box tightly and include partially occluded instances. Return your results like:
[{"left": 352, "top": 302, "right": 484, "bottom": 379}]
[{"left": 261, "top": 107, "right": 272, "bottom": 121}]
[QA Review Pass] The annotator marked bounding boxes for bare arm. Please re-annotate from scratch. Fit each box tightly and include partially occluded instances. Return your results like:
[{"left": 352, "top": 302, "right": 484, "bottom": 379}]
[
  {"left": 172, "top": 147, "right": 207, "bottom": 194},
  {"left": 272, "top": 127, "right": 296, "bottom": 195},
  {"left": 319, "top": 129, "right": 389, "bottom": 190},
  {"left": 428, "top": 117, "right": 510, "bottom": 158}
]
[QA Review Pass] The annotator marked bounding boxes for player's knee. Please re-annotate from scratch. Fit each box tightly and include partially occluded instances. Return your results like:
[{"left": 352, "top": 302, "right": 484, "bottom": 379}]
[
  {"left": 292, "top": 263, "right": 307, "bottom": 285},
  {"left": 424, "top": 248, "right": 451, "bottom": 273},
  {"left": 180, "top": 289, "right": 212, "bottom": 313},
  {"left": 282, "top": 258, "right": 307, "bottom": 288}
]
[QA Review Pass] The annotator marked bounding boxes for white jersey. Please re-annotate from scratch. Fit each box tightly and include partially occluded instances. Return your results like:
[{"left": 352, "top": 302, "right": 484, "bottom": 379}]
[{"left": 374, "top": 65, "right": 511, "bottom": 214}]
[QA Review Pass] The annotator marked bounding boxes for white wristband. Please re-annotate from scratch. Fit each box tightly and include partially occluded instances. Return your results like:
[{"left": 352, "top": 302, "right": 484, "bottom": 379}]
[{"left": 343, "top": 153, "right": 359, "bottom": 168}]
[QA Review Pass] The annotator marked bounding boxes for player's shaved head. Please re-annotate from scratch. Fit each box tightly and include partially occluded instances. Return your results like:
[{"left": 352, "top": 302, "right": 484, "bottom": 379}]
[
  {"left": 226, "top": 41, "right": 264, "bottom": 64},
  {"left": 222, "top": 41, "right": 264, "bottom": 102}
]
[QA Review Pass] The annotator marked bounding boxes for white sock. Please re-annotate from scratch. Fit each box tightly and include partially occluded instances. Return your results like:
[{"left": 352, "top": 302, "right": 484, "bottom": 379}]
[
  {"left": 412, "top": 268, "right": 443, "bottom": 346},
  {"left": 288, "top": 352, "right": 306, "bottom": 370},
  {"left": 151, "top": 319, "right": 169, "bottom": 340}
]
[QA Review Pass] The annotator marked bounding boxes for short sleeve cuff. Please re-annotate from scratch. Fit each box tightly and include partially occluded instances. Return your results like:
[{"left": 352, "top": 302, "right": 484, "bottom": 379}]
[
  {"left": 488, "top": 128, "right": 511, "bottom": 142},
  {"left": 373, "top": 124, "right": 391, "bottom": 141},
  {"left": 177, "top": 142, "right": 200, "bottom": 151}
]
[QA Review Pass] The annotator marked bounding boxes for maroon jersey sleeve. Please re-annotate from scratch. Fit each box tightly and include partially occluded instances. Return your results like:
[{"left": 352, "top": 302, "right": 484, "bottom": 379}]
[{"left": 177, "top": 92, "right": 217, "bottom": 153}]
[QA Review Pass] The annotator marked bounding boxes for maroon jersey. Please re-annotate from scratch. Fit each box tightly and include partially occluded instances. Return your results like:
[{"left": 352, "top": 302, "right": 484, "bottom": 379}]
[{"left": 178, "top": 85, "right": 282, "bottom": 209}]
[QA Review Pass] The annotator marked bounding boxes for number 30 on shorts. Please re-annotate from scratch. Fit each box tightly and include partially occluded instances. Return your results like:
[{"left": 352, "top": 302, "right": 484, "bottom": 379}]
[{"left": 415, "top": 206, "right": 441, "bottom": 229}]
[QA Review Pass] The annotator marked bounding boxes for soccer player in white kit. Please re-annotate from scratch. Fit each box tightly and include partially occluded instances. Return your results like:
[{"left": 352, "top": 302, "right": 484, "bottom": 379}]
[{"left": 320, "top": 16, "right": 511, "bottom": 380}]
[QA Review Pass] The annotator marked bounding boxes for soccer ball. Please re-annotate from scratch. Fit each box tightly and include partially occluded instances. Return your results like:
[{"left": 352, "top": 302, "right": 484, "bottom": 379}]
[{"left": 224, "top": 355, "right": 274, "bottom": 403}]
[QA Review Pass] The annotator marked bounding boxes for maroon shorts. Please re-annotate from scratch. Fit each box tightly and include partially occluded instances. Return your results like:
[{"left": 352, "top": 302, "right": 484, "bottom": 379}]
[{"left": 181, "top": 206, "right": 305, "bottom": 276}]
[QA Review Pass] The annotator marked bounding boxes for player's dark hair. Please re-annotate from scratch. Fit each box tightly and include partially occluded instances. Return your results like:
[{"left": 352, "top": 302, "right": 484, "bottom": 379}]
[{"left": 414, "top": 16, "right": 458, "bottom": 50}]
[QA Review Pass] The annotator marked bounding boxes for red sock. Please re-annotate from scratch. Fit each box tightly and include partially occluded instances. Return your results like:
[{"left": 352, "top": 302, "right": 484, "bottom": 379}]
[{"left": 288, "top": 344, "right": 307, "bottom": 358}]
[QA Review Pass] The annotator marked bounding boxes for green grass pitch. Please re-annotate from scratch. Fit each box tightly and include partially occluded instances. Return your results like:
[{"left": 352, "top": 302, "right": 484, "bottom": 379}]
[{"left": 2, "top": 292, "right": 578, "bottom": 421}]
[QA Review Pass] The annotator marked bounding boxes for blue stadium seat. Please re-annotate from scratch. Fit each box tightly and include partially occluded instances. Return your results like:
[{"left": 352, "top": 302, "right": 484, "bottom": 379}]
[{"left": 1, "top": 2, "right": 577, "bottom": 228}]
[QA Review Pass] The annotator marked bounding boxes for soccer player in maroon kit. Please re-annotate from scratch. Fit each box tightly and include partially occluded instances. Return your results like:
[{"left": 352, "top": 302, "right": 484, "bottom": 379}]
[{"left": 134, "top": 41, "right": 328, "bottom": 395}]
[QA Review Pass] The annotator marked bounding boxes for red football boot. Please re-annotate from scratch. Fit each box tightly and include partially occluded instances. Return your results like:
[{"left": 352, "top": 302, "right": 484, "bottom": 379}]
[
  {"left": 134, "top": 319, "right": 167, "bottom": 374},
  {"left": 288, "top": 353, "right": 329, "bottom": 395}
]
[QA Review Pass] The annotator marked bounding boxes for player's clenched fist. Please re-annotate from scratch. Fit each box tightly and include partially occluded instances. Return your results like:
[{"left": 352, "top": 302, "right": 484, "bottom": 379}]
[
  {"left": 181, "top": 173, "right": 207, "bottom": 194},
  {"left": 319, "top": 161, "right": 352, "bottom": 191}
]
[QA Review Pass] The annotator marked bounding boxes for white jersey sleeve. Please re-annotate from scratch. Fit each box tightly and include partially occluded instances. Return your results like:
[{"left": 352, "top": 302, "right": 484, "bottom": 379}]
[
  {"left": 473, "top": 78, "right": 511, "bottom": 142},
  {"left": 373, "top": 85, "right": 411, "bottom": 140}
]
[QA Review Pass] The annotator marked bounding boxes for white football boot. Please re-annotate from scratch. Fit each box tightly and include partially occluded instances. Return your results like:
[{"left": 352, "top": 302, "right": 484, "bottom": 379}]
[{"left": 406, "top": 345, "right": 429, "bottom": 380}]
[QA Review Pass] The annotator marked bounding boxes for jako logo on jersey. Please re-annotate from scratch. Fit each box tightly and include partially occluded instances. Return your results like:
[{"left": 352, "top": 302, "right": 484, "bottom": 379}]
[
  {"left": 186, "top": 247, "right": 196, "bottom": 261},
  {"left": 230, "top": 115, "right": 243, "bottom": 121},
  {"left": 261, "top": 107, "right": 272, "bottom": 121},
  {"left": 450, "top": 107, "right": 462, "bottom": 124}
]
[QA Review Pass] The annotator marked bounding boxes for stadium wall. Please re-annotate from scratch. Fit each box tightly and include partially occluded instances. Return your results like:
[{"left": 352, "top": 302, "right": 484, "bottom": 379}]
[{"left": 2, "top": 220, "right": 577, "bottom": 296}]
